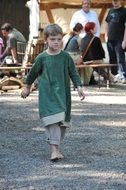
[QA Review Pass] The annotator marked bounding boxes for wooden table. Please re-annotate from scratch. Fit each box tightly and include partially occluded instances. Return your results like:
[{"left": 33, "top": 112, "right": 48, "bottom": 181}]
[{"left": 76, "top": 63, "right": 117, "bottom": 88}]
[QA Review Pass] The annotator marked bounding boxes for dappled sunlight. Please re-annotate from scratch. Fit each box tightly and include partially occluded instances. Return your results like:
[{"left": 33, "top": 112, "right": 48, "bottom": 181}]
[
  {"left": 1, "top": 163, "right": 125, "bottom": 189},
  {"left": 99, "top": 121, "right": 126, "bottom": 128},
  {"left": 0, "top": 93, "right": 38, "bottom": 102},
  {"left": 72, "top": 88, "right": 126, "bottom": 105},
  {"left": 72, "top": 110, "right": 82, "bottom": 115},
  {"left": 53, "top": 165, "right": 125, "bottom": 180},
  {"left": 32, "top": 108, "right": 38, "bottom": 112},
  {"left": 72, "top": 93, "right": 126, "bottom": 104},
  {"left": 85, "top": 96, "right": 126, "bottom": 104},
  {"left": 32, "top": 127, "right": 45, "bottom": 132},
  {"left": 5, "top": 168, "right": 124, "bottom": 185}
]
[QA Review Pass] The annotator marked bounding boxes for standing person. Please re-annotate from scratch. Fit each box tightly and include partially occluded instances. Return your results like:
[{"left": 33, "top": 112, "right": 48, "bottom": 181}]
[
  {"left": 70, "top": 0, "right": 100, "bottom": 38},
  {"left": 0, "top": 23, "right": 26, "bottom": 65},
  {"left": 105, "top": 0, "right": 126, "bottom": 83},
  {"left": 21, "top": 24, "right": 85, "bottom": 162}
]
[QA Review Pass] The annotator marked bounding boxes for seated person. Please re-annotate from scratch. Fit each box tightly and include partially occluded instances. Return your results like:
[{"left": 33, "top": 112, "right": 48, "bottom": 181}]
[
  {"left": 80, "top": 22, "right": 105, "bottom": 62},
  {"left": 0, "top": 23, "right": 26, "bottom": 66},
  {"left": 62, "top": 23, "right": 83, "bottom": 63},
  {"left": 80, "top": 22, "right": 114, "bottom": 85},
  {"left": 0, "top": 37, "right": 4, "bottom": 57}
]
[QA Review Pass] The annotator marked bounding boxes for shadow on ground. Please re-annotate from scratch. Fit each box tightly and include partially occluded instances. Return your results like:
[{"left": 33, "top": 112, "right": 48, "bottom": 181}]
[{"left": 0, "top": 86, "right": 126, "bottom": 190}]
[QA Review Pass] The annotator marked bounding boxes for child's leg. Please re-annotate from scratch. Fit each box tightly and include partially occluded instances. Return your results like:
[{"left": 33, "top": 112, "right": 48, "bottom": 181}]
[
  {"left": 45, "top": 123, "right": 66, "bottom": 160},
  {"left": 60, "top": 126, "right": 66, "bottom": 142},
  {"left": 46, "top": 123, "right": 61, "bottom": 145}
]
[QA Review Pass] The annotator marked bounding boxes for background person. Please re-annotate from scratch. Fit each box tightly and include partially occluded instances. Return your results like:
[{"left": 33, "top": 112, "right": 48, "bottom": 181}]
[
  {"left": 63, "top": 23, "right": 83, "bottom": 63},
  {"left": 70, "top": 0, "right": 100, "bottom": 38},
  {"left": 0, "top": 23, "right": 26, "bottom": 65},
  {"left": 63, "top": 23, "right": 83, "bottom": 52},
  {"left": 80, "top": 22, "right": 105, "bottom": 62},
  {"left": 105, "top": 0, "right": 126, "bottom": 84},
  {"left": 80, "top": 22, "right": 114, "bottom": 85}
]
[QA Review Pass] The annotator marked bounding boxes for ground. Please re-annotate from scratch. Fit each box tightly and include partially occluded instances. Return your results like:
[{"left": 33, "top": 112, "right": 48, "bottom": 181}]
[{"left": 0, "top": 84, "right": 126, "bottom": 190}]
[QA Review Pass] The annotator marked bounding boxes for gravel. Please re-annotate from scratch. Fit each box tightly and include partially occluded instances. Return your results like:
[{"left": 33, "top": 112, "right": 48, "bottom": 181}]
[{"left": 0, "top": 84, "right": 126, "bottom": 190}]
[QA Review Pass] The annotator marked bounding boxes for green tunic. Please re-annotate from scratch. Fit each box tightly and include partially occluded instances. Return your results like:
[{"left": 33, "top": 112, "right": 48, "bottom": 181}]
[{"left": 26, "top": 50, "right": 82, "bottom": 127}]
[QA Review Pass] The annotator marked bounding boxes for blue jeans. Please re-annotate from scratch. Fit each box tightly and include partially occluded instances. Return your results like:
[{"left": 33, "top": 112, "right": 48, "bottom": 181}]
[{"left": 107, "top": 40, "right": 126, "bottom": 79}]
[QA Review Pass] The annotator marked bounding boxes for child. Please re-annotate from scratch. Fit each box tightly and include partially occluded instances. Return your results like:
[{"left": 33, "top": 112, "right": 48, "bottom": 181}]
[{"left": 21, "top": 24, "right": 85, "bottom": 162}]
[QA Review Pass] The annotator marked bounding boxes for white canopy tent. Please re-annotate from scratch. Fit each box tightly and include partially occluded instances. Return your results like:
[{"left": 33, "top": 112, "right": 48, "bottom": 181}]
[
  {"left": 39, "top": 0, "right": 126, "bottom": 36},
  {"left": 26, "top": 0, "right": 40, "bottom": 42}
]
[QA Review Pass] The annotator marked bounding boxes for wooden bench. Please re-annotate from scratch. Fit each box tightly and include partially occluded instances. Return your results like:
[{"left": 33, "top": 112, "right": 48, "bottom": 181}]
[
  {"left": 0, "top": 66, "right": 31, "bottom": 76},
  {"left": 76, "top": 63, "right": 117, "bottom": 88},
  {"left": 0, "top": 64, "right": 117, "bottom": 90},
  {"left": 0, "top": 66, "right": 32, "bottom": 79},
  {"left": 0, "top": 66, "right": 31, "bottom": 71},
  {"left": 0, "top": 66, "right": 32, "bottom": 91}
]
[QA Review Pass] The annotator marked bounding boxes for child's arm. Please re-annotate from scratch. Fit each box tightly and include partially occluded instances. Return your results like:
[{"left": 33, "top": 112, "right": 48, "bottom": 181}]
[
  {"left": 21, "top": 85, "right": 31, "bottom": 99},
  {"left": 67, "top": 54, "right": 85, "bottom": 100},
  {"left": 77, "top": 86, "right": 85, "bottom": 101}
]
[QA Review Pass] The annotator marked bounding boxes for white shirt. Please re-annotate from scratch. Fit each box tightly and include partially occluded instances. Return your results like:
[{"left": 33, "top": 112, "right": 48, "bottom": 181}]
[{"left": 70, "top": 9, "right": 100, "bottom": 38}]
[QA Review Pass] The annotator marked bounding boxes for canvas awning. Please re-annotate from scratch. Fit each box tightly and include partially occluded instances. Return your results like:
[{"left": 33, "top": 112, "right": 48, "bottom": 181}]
[
  {"left": 39, "top": 0, "right": 121, "bottom": 10},
  {"left": 38, "top": 0, "right": 126, "bottom": 38}
]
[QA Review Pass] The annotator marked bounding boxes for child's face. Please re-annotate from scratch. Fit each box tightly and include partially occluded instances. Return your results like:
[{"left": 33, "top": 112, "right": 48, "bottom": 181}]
[{"left": 46, "top": 34, "right": 63, "bottom": 53}]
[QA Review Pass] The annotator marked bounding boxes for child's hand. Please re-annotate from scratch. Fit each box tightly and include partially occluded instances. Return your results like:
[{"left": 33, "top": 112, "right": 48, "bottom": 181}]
[
  {"left": 77, "top": 86, "right": 85, "bottom": 101},
  {"left": 21, "top": 87, "right": 30, "bottom": 99}
]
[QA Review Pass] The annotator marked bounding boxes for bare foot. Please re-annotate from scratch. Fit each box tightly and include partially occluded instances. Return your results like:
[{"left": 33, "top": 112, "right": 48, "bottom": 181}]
[
  {"left": 50, "top": 151, "right": 59, "bottom": 162},
  {"left": 57, "top": 152, "right": 64, "bottom": 159}
]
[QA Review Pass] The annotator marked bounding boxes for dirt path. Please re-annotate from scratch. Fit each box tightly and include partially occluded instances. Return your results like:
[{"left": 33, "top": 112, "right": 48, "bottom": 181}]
[{"left": 0, "top": 85, "right": 126, "bottom": 190}]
